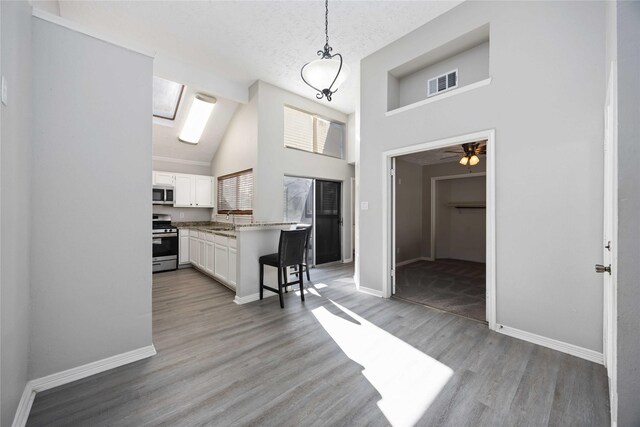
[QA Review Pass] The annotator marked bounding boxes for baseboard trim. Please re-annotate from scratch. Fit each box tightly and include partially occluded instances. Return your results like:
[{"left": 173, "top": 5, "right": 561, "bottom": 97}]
[
  {"left": 234, "top": 290, "right": 277, "bottom": 305},
  {"left": 395, "top": 257, "right": 433, "bottom": 267},
  {"left": 11, "top": 383, "right": 35, "bottom": 427},
  {"left": 497, "top": 325, "right": 603, "bottom": 365},
  {"left": 343, "top": 257, "right": 353, "bottom": 263},
  {"left": 12, "top": 344, "right": 156, "bottom": 427},
  {"left": 357, "top": 286, "right": 385, "bottom": 298}
]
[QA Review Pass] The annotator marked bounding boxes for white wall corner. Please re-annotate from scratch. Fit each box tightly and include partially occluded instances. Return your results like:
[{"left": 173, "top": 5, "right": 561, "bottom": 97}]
[{"left": 357, "top": 286, "right": 385, "bottom": 298}]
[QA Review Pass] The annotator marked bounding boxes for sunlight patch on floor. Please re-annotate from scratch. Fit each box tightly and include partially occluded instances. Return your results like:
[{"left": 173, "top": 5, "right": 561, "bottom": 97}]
[{"left": 312, "top": 300, "right": 453, "bottom": 427}]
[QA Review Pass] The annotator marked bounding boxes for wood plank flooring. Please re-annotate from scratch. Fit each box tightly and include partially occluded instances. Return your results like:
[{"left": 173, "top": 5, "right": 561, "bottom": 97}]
[{"left": 27, "top": 264, "right": 609, "bottom": 426}]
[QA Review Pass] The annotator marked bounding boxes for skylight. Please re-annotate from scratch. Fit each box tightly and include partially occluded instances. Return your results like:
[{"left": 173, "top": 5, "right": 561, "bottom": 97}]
[{"left": 152, "top": 76, "right": 184, "bottom": 120}]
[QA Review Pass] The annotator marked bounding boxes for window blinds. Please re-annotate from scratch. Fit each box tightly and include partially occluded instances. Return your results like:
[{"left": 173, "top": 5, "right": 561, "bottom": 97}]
[
  {"left": 284, "top": 106, "right": 345, "bottom": 159},
  {"left": 217, "top": 169, "right": 253, "bottom": 214}
]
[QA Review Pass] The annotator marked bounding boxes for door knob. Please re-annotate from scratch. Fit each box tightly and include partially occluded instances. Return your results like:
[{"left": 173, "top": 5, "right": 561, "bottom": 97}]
[{"left": 595, "top": 264, "right": 611, "bottom": 274}]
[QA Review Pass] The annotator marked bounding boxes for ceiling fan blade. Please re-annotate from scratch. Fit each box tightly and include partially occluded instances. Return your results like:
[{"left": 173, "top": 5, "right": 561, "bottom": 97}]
[
  {"left": 440, "top": 155, "right": 459, "bottom": 160},
  {"left": 443, "top": 150, "right": 463, "bottom": 154}
]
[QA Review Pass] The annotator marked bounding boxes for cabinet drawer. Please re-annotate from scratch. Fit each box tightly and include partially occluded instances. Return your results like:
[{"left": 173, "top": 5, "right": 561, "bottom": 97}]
[
  {"left": 189, "top": 229, "right": 199, "bottom": 237},
  {"left": 205, "top": 232, "right": 215, "bottom": 242},
  {"left": 214, "top": 234, "right": 228, "bottom": 246},
  {"left": 228, "top": 237, "right": 237, "bottom": 249},
  {"left": 179, "top": 228, "right": 189, "bottom": 237},
  {"left": 198, "top": 231, "right": 207, "bottom": 240}
]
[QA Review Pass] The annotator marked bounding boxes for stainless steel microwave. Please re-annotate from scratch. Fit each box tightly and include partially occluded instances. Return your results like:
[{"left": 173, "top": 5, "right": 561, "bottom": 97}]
[{"left": 152, "top": 186, "right": 174, "bottom": 205}]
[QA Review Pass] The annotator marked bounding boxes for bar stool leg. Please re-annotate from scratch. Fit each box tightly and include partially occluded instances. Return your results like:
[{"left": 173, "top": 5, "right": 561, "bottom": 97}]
[
  {"left": 284, "top": 267, "right": 288, "bottom": 293},
  {"left": 299, "top": 264, "right": 305, "bottom": 302},
  {"left": 277, "top": 267, "right": 284, "bottom": 309},
  {"left": 259, "top": 263, "right": 264, "bottom": 300}
]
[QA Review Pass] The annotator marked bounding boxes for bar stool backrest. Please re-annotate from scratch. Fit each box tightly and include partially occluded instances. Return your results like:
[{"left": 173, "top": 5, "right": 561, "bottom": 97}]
[{"left": 278, "top": 229, "right": 307, "bottom": 267}]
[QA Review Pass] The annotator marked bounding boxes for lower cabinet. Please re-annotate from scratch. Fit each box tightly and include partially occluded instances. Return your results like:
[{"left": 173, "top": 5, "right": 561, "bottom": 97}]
[
  {"left": 188, "top": 229, "right": 237, "bottom": 290},
  {"left": 214, "top": 243, "right": 228, "bottom": 282},
  {"left": 179, "top": 229, "right": 190, "bottom": 265}
]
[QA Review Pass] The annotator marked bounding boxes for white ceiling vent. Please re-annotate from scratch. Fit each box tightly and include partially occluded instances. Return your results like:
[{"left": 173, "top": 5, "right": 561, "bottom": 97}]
[{"left": 427, "top": 69, "right": 458, "bottom": 97}]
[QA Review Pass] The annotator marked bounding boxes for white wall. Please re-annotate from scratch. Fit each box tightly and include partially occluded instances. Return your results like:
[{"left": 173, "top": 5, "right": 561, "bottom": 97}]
[
  {"left": 255, "top": 81, "right": 355, "bottom": 261},
  {"left": 360, "top": 1, "right": 606, "bottom": 351},
  {"left": 615, "top": 1, "right": 640, "bottom": 424},
  {"left": 421, "top": 161, "right": 486, "bottom": 258},
  {"left": 394, "top": 160, "right": 423, "bottom": 263},
  {"left": 397, "top": 41, "right": 489, "bottom": 108},
  {"left": 434, "top": 176, "right": 486, "bottom": 263},
  {"left": 30, "top": 17, "right": 153, "bottom": 378},
  {"left": 1, "top": 2, "right": 33, "bottom": 425}
]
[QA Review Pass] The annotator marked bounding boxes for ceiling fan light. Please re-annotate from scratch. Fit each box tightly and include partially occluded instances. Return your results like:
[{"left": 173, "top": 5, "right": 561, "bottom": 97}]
[
  {"left": 459, "top": 156, "right": 469, "bottom": 166},
  {"left": 469, "top": 154, "right": 480, "bottom": 166}
]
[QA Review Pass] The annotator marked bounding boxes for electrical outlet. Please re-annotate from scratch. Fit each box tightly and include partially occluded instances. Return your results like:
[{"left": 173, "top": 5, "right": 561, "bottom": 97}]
[
  {"left": 360, "top": 201, "right": 369, "bottom": 210},
  {"left": 180, "top": 212, "right": 185, "bottom": 219},
  {"left": 396, "top": 247, "right": 400, "bottom": 254}
]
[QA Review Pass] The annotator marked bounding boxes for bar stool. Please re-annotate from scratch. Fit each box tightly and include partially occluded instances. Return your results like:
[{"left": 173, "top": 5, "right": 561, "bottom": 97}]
[
  {"left": 259, "top": 229, "right": 307, "bottom": 308},
  {"left": 296, "top": 224, "right": 312, "bottom": 281}
]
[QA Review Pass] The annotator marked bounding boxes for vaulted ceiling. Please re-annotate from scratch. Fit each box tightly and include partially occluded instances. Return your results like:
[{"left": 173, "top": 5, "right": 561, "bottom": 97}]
[{"left": 57, "top": 1, "right": 462, "bottom": 115}]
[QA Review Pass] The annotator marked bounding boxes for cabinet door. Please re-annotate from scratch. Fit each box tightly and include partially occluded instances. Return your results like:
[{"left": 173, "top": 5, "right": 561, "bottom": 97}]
[
  {"left": 179, "top": 235, "right": 190, "bottom": 265},
  {"left": 153, "top": 171, "right": 175, "bottom": 186},
  {"left": 174, "top": 175, "right": 194, "bottom": 207},
  {"left": 189, "top": 237, "right": 199, "bottom": 265},
  {"left": 197, "top": 239, "right": 206, "bottom": 269},
  {"left": 205, "top": 241, "right": 215, "bottom": 274},
  {"left": 214, "top": 243, "right": 229, "bottom": 282},
  {"left": 194, "top": 176, "right": 213, "bottom": 207},
  {"left": 228, "top": 247, "right": 237, "bottom": 289}
]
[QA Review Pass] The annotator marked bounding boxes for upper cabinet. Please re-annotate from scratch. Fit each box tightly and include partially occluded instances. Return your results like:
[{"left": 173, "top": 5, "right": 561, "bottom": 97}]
[
  {"left": 154, "top": 171, "right": 215, "bottom": 208},
  {"left": 153, "top": 171, "right": 175, "bottom": 186}
]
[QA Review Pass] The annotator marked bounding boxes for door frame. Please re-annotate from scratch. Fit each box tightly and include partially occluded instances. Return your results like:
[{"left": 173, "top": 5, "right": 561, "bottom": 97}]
[
  {"left": 431, "top": 172, "right": 487, "bottom": 262},
  {"left": 603, "top": 61, "right": 618, "bottom": 425},
  {"left": 382, "top": 129, "right": 497, "bottom": 330}
]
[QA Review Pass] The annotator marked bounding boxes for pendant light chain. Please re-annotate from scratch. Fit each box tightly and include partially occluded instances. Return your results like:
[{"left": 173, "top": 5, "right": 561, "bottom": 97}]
[{"left": 324, "top": 0, "right": 331, "bottom": 53}]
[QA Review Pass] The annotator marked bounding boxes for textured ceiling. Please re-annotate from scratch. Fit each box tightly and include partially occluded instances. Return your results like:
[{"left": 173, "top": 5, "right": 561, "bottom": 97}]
[
  {"left": 152, "top": 85, "right": 239, "bottom": 162},
  {"left": 58, "top": 0, "right": 462, "bottom": 114}
]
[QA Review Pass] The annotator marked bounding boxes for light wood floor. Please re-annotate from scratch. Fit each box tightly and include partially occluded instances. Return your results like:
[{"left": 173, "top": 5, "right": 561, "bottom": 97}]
[{"left": 27, "top": 264, "right": 609, "bottom": 426}]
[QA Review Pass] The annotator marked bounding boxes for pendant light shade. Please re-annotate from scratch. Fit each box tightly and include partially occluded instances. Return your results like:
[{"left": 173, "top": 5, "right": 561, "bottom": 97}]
[
  {"left": 301, "top": 0, "right": 349, "bottom": 101},
  {"left": 301, "top": 57, "right": 350, "bottom": 101}
]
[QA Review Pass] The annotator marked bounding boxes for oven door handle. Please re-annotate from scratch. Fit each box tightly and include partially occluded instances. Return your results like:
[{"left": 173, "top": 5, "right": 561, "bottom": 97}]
[{"left": 152, "top": 233, "right": 178, "bottom": 238}]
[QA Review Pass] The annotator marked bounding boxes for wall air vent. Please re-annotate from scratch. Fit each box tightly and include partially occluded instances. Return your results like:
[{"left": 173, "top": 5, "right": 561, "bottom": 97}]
[{"left": 427, "top": 69, "right": 458, "bottom": 97}]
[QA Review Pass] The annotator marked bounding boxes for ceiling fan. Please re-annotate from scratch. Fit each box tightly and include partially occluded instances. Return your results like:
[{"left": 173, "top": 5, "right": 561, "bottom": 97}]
[{"left": 441, "top": 140, "right": 487, "bottom": 166}]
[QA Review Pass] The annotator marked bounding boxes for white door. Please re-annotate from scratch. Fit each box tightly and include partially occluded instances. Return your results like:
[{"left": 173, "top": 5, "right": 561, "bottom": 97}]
[
  {"left": 601, "top": 62, "right": 618, "bottom": 421},
  {"left": 391, "top": 157, "right": 397, "bottom": 295},
  {"left": 205, "top": 240, "right": 215, "bottom": 274},
  {"left": 189, "top": 236, "right": 199, "bottom": 265},
  {"left": 194, "top": 176, "right": 213, "bottom": 207},
  {"left": 153, "top": 171, "right": 175, "bottom": 186},
  {"left": 174, "top": 175, "right": 194, "bottom": 207},
  {"left": 214, "top": 243, "right": 229, "bottom": 282}
]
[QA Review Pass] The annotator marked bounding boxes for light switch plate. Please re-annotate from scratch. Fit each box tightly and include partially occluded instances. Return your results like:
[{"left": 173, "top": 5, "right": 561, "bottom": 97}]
[
  {"left": 1, "top": 76, "right": 7, "bottom": 106},
  {"left": 360, "top": 201, "right": 369, "bottom": 210}
]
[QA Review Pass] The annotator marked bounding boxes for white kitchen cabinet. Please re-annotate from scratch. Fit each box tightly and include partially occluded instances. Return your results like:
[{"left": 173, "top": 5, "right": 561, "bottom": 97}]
[
  {"left": 228, "top": 245, "right": 237, "bottom": 289},
  {"left": 205, "top": 240, "right": 215, "bottom": 275},
  {"left": 172, "top": 173, "right": 214, "bottom": 208},
  {"left": 194, "top": 176, "right": 214, "bottom": 207},
  {"left": 174, "top": 174, "right": 194, "bottom": 207},
  {"left": 189, "top": 236, "right": 199, "bottom": 265},
  {"left": 179, "top": 229, "right": 190, "bottom": 265},
  {"left": 153, "top": 171, "right": 175, "bottom": 186},
  {"left": 197, "top": 239, "right": 206, "bottom": 269},
  {"left": 214, "top": 243, "right": 229, "bottom": 282}
]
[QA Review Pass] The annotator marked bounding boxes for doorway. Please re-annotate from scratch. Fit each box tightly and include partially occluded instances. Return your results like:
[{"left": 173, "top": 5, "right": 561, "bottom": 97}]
[
  {"left": 283, "top": 177, "right": 343, "bottom": 266},
  {"left": 382, "top": 130, "right": 496, "bottom": 328}
]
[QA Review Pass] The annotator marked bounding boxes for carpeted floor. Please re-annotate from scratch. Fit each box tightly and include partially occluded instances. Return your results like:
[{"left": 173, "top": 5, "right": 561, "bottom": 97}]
[{"left": 395, "top": 258, "right": 486, "bottom": 322}]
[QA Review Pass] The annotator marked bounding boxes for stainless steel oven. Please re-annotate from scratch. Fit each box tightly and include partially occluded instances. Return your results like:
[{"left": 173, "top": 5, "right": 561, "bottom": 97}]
[
  {"left": 152, "top": 214, "right": 178, "bottom": 272},
  {"left": 152, "top": 186, "right": 175, "bottom": 205}
]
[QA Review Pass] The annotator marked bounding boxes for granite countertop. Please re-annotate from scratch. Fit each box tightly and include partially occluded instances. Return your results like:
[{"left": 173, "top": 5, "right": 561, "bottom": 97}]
[{"left": 173, "top": 221, "right": 298, "bottom": 235}]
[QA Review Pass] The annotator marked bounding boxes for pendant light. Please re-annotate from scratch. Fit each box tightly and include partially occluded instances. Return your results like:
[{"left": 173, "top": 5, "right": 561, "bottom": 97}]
[{"left": 301, "top": 0, "right": 350, "bottom": 102}]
